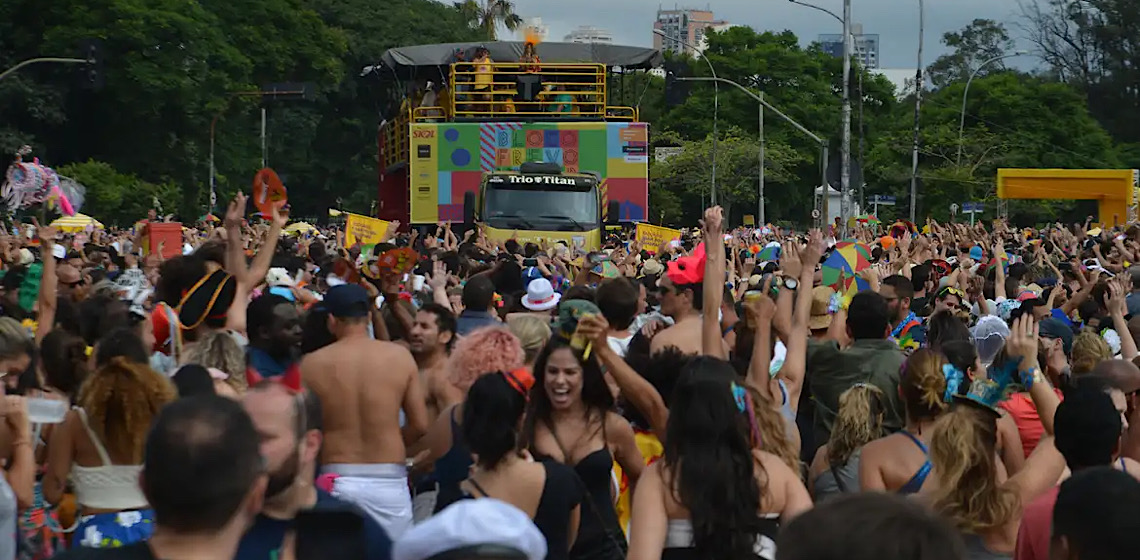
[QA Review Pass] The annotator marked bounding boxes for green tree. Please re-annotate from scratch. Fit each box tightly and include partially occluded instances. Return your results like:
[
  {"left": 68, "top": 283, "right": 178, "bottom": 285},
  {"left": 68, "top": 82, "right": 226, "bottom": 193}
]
[
  {"left": 865, "top": 71, "right": 1118, "bottom": 222},
  {"left": 653, "top": 129, "right": 804, "bottom": 225},
  {"left": 56, "top": 160, "right": 182, "bottom": 226},
  {"left": 455, "top": 0, "right": 523, "bottom": 40},
  {"left": 1021, "top": 0, "right": 1140, "bottom": 143},
  {"left": 927, "top": 19, "right": 1015, "bottom": 89}
]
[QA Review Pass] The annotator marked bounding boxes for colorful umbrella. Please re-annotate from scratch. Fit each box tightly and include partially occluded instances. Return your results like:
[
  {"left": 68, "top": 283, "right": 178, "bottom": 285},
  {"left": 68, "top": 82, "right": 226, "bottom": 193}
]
[
  {"left": 199, "top": 213, "right": 219, "bottom": 223},
  {"left": 985, "top": 254, "right": 1010, "bottom": 274},
  {"left": 848, "top": 214, "right": 881, "bottom": 227},
  {"left": 821, "top": 240, "right": 872, "bottom": 296},
  {"left": 756, "top": 244, "right": 780, "bottom": 261}
]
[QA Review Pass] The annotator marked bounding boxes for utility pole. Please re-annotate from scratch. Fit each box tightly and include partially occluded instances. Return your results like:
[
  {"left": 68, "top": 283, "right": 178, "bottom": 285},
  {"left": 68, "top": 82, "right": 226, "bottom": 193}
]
[
  {"left": 840, "top": 0, "right": 853, "bottom": 235},
  {"left": 909, "top": 0, "right": 925, "bottom": 222},
  {"left": 759, "top": 92, "right": 766, "bottom": 225},
  {"left": 675, "top": 76, "right": 828, "bottom": 222}
]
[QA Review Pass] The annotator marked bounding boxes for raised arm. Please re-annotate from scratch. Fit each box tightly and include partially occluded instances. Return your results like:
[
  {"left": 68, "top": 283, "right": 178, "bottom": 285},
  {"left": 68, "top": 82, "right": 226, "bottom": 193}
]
[{"left": 701, "top": 206, "right": 728, "bottom": 360}]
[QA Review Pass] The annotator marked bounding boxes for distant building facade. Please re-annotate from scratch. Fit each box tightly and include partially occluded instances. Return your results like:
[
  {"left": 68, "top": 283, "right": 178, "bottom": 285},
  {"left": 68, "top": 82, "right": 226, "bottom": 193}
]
[
  {"left": 564, "top": 25, "right": 614, "bottom": 44},
  {"left": 818, "top": 24, "right": 880, "bottom": 69},
  {"left": 653, "top": 8, "right": 731, "bottom": 57}
]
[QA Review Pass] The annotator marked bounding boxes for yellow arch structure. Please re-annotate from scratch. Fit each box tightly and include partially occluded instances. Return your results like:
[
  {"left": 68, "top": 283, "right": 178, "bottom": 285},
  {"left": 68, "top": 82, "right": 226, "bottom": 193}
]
[{"left": 997, "top": 169, "right": 1139, "bottom": 225}]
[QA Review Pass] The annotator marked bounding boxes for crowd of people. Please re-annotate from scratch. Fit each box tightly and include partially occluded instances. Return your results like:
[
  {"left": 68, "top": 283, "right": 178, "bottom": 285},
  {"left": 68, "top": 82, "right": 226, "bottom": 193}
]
[{"left": 0, "top": 194, "right": 1134, "bottom": 560}]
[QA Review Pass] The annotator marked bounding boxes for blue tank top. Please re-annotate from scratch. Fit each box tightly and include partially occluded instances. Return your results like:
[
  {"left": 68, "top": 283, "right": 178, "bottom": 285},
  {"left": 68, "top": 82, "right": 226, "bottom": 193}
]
[{"left": 898, "top": 431, "right": 931, "bottom": 495}]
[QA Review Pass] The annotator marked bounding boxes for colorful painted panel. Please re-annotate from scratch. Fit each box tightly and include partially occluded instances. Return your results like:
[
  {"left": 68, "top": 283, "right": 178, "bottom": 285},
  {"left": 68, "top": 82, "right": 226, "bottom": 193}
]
[{"left": 409, "top": 122, "right": 649, "bottom": 224}]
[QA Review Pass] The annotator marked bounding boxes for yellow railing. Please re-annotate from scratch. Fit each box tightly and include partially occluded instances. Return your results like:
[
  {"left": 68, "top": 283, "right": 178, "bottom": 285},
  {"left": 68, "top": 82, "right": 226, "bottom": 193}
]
[
  {"left": 383, "top": 63, "right": 641, "bottom": 165},
  {"left": 380, "top": 106, "right": 411, "bottom": 170},
  {"left": 448, "top": 62, "right": 608, "bottom": 119}
]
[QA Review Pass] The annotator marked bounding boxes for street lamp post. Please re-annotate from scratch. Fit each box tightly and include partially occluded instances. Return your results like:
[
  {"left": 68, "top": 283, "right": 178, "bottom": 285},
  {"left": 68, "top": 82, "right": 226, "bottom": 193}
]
[
  {"left": 956, "top": 52, "right": 1027, "bottom": 166},
  {"left": 654, "top": 28, "right": 718, "bottom": 207},
  {"left": 786, "top": 0, "right": 853, "bottom": 231},
  {"left": 675, "top": 76, "right": 829, "bottom": 220},
  {"left": 909, "top": 0, "right": 925, "bottom": 222}
]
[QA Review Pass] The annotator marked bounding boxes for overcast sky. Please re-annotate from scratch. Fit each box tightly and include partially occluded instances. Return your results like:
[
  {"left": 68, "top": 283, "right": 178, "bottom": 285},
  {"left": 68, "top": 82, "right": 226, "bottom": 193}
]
[{"left": 507, "top": 0, "right": 1040, "bottom": 70}]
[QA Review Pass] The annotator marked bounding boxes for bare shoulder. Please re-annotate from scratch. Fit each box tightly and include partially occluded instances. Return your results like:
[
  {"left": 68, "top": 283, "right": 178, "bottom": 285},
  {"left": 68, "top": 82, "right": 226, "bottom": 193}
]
[{"left": 604, "top": 411, "right": 635, "bottom": 439}]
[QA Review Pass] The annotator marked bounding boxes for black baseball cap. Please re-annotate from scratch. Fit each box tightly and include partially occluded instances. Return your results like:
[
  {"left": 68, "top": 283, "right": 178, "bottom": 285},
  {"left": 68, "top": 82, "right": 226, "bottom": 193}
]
[
  {"left": 325, "top": 284, "right": 371, "bottom": 318},
  {"left": 1039, "top": 317, "right": 1074, "bottom": 356}
]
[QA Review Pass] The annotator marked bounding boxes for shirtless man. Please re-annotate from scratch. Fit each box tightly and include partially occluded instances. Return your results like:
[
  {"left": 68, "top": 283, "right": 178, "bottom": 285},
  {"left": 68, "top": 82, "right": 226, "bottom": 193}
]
[
  {"left": 405, "top": 302, "right": 460, "bottom": 521},
  {"left": 649, "top": 272, "right": 705, "bottom": 356},
  {"left": 408, "top": 303, "right": 461, "bottom": 421},
  {"left": 300, "top": 284, "right": 428, "bottom": 539}
]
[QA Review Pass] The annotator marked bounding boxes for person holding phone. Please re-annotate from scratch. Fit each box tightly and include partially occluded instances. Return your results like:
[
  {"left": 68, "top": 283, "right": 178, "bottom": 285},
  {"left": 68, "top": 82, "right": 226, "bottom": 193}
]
[{"left": 237, "top": 382, "right": 391, "bottom": 560}]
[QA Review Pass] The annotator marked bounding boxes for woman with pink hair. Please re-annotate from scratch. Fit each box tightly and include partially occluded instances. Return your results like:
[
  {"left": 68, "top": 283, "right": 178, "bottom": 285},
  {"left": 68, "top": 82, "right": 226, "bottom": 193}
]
[{"left": 413, "top": 326, "right": 525, "bottom": 515}]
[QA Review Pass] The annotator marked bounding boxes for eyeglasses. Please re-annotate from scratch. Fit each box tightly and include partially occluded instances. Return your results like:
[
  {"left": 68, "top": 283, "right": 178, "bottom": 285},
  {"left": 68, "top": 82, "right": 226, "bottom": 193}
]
[{"left": 61, "top": 279, "right": 85, "bottom": 288}]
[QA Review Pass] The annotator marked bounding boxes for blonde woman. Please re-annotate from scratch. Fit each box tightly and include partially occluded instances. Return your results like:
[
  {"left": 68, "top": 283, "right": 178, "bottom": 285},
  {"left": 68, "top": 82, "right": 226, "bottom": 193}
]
[
  {"left": 1070, "top": 331, "right": 1111, "bottom": 376},
  {"left": 859, "top": 349, "right": 950, "bottom": 494},
  {"left": 506, "top": 314, "right": 552, "bottom": 368},
  {"left": 44, "top": 333, "right": 177, "bottom": 549},
  {"left": 809, "top": 384, "right": 886, "bottom": 501},
  {"left": 182, "top": 330, "right": 246, "bottom": 394},
  {"left": 921, "top": 315, "right": 1064, "bottom": 559}
]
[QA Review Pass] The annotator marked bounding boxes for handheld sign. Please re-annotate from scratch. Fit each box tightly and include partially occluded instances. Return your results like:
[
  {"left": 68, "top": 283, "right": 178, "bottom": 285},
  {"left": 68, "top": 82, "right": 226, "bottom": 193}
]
[{"left": 251, "top": 168, "right": 287, "bottom": 215}]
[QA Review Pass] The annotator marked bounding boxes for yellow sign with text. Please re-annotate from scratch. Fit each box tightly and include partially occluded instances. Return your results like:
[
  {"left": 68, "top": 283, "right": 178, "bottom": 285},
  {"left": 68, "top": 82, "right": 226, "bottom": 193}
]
[
  {"left": 345, "top": 213, "right": 391, "bottom": 247},
  {"left": 635, "top": 223, "right": 682, "bottom": 254}
]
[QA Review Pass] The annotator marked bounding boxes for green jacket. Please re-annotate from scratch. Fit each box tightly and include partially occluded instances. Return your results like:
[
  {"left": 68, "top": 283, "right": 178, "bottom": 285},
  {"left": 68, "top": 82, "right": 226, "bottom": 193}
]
[{"left": 807, "top": 338, "right": 906, "bottom": 447}]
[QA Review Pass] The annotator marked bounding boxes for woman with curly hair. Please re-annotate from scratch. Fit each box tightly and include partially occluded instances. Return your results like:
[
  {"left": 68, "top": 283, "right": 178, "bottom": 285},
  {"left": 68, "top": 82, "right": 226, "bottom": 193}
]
[
  {"left": 808, "top": 384, "right": 886, "bottom": 501},
  {"left": 413, "top": 326, "right": 525, "bottom": 516},
  {"left": 859, "top": 348, "right": 950, "bottom": 493},
  {"left": 43, "top": 329, "right": 176, "bottom": 549},
  {"left": 182, "top": 329, "right": 247, "bottom": 394},
  {"left": 627, "top": 358, "right": 811, "bottom": 560},
  {"left": 922, "top": 316, "right": 1064, "bottom": 559}
]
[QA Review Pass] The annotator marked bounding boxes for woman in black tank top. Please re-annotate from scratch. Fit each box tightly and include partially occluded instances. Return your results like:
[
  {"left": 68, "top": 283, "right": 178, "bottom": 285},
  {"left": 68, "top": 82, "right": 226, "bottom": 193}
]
[
  {"left": 458, "top": 369, "right": 583, "bottom": 560},
  {"left": 523, "top": 339, "right": 645, "bottom": 560}
]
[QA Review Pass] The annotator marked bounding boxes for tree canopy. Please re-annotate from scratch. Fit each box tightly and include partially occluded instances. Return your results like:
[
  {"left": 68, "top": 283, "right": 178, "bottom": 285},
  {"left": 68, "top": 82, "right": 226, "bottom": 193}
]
[{"left": 0, "top": 1, "right": 1134, "bottom": 227}]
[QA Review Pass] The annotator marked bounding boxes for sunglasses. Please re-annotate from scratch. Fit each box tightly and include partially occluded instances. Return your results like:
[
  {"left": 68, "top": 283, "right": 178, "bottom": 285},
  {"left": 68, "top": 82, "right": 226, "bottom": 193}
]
[
  {"left": 61, "top": 278, "right": 86, "bottom": 288},
  {"left": 938, "top": 287, "right": 966, "bottom": 300}
]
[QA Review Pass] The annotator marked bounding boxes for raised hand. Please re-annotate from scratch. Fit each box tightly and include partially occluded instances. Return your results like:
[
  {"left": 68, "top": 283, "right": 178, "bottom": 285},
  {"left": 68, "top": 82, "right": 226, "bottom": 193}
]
[
  {"left": 225, "top": 192, "right": 248, "bottom": 229},
  {"left": 1006, "top": 314, "right": 1040, "bottom": 369},
  {"left": 780, "top": 238, "right": 804, "bottom": 279},
  {"left": 427, "top": 260, "right": 449, "bottom": 291}
]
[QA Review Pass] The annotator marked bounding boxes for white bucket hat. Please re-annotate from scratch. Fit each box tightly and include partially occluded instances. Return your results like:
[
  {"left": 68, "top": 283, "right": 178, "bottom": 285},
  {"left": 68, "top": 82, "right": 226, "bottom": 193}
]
[{"left": 521, "top": 278, "right": 560, "bottom": 311}]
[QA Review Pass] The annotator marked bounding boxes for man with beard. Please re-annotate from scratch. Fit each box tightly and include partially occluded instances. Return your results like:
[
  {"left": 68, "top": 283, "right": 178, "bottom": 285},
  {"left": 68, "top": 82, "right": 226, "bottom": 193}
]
[
  {"left": 237, "top": 380, "right": 391, "bottom": 560},
  {"left": 407, "top": 303, "right": 459, "bottom": 421},
  {"left": 406, "top": 303, "right": 459, "bottom": 521},
  {"left": 246, "top": 294, "right": 302, "bottom": 378},
  {"left": 880, "top": 275, "right": 925, "bottom": 352}
]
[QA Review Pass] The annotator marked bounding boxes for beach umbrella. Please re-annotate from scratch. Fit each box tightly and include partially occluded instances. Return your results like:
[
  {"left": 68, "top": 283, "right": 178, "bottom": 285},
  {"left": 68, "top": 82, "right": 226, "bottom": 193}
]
[
  {"left": 821, "top": 240, "right": 872, "bottom": 296},
  {"left": 49, "top": 213, "right": 103, "bottom": 232},
  {"left": 283, "top": 222, "right": 317, "bottom": 236}
]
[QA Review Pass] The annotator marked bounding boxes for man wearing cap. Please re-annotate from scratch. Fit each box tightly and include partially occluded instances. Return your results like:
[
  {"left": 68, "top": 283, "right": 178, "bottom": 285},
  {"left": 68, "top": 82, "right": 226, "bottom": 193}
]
[{"left": 300, "top": 284, "right": 428, "bottom": 539}]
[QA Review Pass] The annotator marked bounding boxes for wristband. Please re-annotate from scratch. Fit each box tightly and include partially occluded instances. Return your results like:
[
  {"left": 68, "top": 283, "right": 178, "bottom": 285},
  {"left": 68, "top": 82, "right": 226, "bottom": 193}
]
[{"left": 1018, "top": 367, "right": 1045, "bottom": 389}]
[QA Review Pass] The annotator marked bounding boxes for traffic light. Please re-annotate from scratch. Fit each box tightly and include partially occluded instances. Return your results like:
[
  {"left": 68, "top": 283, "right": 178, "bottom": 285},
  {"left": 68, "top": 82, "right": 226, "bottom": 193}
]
[
  {"left": 664, "top": 60, "right": 690, "bottom": 107},
  {"left": 78, "top": 39, "right": 104, "bottom": 90}
]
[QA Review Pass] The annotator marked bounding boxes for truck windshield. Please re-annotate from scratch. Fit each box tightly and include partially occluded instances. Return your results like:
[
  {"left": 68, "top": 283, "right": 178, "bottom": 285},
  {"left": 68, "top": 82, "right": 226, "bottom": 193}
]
[{"left": 484, "top": 177, "right": 598, "bottom": 231}]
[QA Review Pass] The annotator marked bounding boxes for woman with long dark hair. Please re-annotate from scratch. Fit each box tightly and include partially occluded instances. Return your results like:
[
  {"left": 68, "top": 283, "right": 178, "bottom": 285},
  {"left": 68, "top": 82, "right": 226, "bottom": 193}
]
[
  {"left": 523, "top": 339, "right": 643, "bottom": 560},
  {"left": 627, "top": 358, "right": 811, "bottom": 560},
  {"left": 458, "top": 370, "right": 582, "bottom": 559}
]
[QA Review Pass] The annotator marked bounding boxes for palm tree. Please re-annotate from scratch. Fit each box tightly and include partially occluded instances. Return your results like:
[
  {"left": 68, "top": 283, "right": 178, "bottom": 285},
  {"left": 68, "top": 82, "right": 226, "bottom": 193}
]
[{"left": 455, "top": 0, "right": 523, "bottom": 41}]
